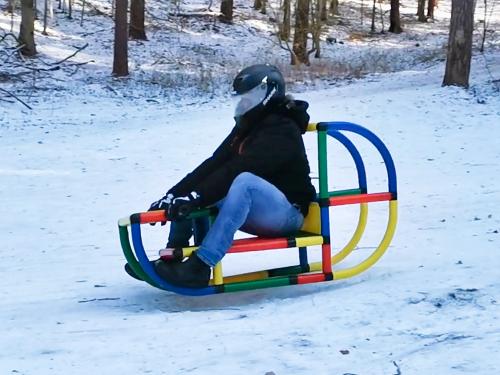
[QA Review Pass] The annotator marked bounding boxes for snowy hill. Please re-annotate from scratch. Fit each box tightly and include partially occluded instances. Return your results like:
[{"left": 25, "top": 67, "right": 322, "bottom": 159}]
[{"left": 2, "top": 0, "right": 500, "bottom": 374}]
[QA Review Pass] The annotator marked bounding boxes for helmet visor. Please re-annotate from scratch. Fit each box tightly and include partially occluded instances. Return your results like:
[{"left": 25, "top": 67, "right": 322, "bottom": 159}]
[{"left": 234, "top": 81, "right": 268, "bottom": 118}]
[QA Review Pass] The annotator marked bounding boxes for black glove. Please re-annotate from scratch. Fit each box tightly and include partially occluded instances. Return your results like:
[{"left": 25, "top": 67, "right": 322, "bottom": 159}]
[
  {"left": 167, "top": 192, "right": 201, "bottom": 221},
  {"left": 148, "top": 192, "right": 175, "bottom": 225}
]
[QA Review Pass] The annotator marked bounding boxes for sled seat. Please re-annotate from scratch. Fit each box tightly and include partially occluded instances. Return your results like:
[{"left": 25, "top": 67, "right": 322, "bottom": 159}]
[{"left": 161, "top": 202, "right": 323, "bottom": 261}]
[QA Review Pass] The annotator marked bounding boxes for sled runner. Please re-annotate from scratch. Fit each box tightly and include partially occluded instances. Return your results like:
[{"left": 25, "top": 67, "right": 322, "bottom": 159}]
[{"left": 118, "top": 122, "right": 398, "bottom": 296}]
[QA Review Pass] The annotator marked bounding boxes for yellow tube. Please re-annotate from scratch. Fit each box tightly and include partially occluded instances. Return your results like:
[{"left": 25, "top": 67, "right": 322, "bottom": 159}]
[
  {"left": 309, "top": 203, "right": 368, "bottom": 272},
  {"left": 296, "top": 235, "right": 324, "bottom": 247},
  {"left": 307, "top": 123, "right": 318, "bottom": 132},
  {"left": 213, "top": 262, "right": 224, "bottom": 285},
  {"left": 332, "top": 203, "right": 368, "bottom": 265},
  {"left": 332, "top": 200, "right": 398, "bottom": 280},
  {"left": 217, "top": 270, "right": 270, "bottom": 284}
]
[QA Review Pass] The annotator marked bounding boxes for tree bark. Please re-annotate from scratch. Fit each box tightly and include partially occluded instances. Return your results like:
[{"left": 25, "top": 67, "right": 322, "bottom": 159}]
[
  {"left": 280, "top": 0, "right": 291, "bottom": 41},
  {"left": 443, "top": 0, "right": 475, "bottom": 88},
  {"left": 320, "top": 0, "right": 327, "bottom": 21},
  {"left": 129, "top": 0, "right": 147, "bottom": 40},
  {"left": 220, "top": 0, "right": 233, "bottom": 23},
  {"left": 417, "top": 0, "right": 427, "bottom": 22},
  {"left": 371, "top": 0, "right": 376, "bottom": 32},
  {"left": 18, "top": 0, "right": 37, "bottom": 56},
  {"left": 293, "top": 0, "right": 310, "bottom": 65},
  {"left": 427, "top": 0, "right": 436, "bottom": 19},
  {"left": 113, "top": 0, "right": 128, "bottom": 76},
  {"left": 254, "top": 0, "right": 262, "bottom": 10},
  {"left": 389, "top": 0, "right": 402, "bottom": 33},
  {"left": 329, "top": 0, "right": 338, "bottom": 15}
]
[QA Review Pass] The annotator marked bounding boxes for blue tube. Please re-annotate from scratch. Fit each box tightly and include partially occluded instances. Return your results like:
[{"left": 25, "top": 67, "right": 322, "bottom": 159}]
[
  {"left": 131, "top": 223, "right": 217, "bottom": 296},
  {"left": 323, "top": 122, "right": 397, "bottom": 195},
  {"left": 327, "top": 129, "right": 367, "bottom": 192},
  {"left": 298, "top": 247, "right": 308, "bottom": 268}
]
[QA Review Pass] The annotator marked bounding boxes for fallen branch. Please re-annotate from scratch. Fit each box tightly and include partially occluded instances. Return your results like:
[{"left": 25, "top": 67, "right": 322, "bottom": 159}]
[
  {"left": 51, "top": 43, "right": 89, "bottom": 65},
  {"left": 0, "top": 32, "right": 20, "bottom": 44},
  {"left": 0, "top": 87, "right": 33, "bottom": 110}
]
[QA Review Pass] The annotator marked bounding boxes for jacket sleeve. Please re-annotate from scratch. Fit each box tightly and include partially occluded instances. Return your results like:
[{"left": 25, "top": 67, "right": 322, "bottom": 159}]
[
  {"left": 196, "top": 121, "right": 301, "bottom": 206},
  {"left": 169, "top": 129, "right": 235, "bottom": 196}
]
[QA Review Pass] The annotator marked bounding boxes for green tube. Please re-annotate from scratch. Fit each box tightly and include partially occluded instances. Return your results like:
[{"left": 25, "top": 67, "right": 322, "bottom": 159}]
[
  {"left": 329, "top": 188, "right": 363, "bottom": 197},
  {"left": 268, "top": 265, "right": 306, "bottom": 277},
  {"left": 317, "top": 129, "right": 329, "bottom": 199},
  {"left": 224, "top": 276, "right": 292, "bottom": 293},
  {"left": 119, "top": 225, "right": 159, "bottom": 287}
]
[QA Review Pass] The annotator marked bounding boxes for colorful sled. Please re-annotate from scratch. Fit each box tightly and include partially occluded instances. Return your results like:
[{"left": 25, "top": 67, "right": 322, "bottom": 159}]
[{"left": 118, "top": 121, "right": 398, "bottom": 296}]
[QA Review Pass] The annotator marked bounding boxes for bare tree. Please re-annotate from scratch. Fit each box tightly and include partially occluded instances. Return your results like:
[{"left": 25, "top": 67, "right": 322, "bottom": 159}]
[
  {"left": 129, "top": 0, "right": 147, "bottom": 40},
  {"left": 310, "top": 0, "right": 324, "bottom": 58},
  {"left": 220, "top": 0, "right": 233, "bottom": 23},
  {"left": 371, "top": 0, "right": 376, "bottom": 32},
  {"left": 443, "top": 0, "right": 475, "bottom": 88},
  {"left": 320, "top": 0, "right": 327, "bottom": 21},
  {"left": 279, "top": 0, "right": 291, "bottom": 41},
  {"left": 293, "top": 0, "right": 310, "bottom": 65},
  {"left": 19, "top": 0, "right": 37, "bottom": 56},
  {"left": 329, "top": 0, "right": 339, "bottom": 16},
  {"left": 389, "top": 0, "right": 402, "bottom": 33},
  {"left": 427, "top": 0, "right": 436, "bottom": 19},
  {"left": 480, "top": 0, "right": 496, "bottom": 52},
  {"left": 261, "top": 0, "right": 267, "bottom": 14},
  {"left": 417, "top": 0, "right": 427, "bottom": 21},
  {"left": 113, "top": 0, "right": 128, "bottom": 76}
]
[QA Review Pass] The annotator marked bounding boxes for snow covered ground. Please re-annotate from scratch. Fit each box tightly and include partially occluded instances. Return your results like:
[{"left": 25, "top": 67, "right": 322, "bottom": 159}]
[
  {"left": 2, "top": 0, "right": 500, "bottom": 373},
  {"left": 1, "top": 54, "right": 500, "bottom": 374}
]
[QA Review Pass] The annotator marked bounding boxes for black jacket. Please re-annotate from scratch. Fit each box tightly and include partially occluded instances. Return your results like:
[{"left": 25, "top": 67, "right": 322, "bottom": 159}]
[{"left": 170, "top": 99, "right": 317, "bottom": 216}]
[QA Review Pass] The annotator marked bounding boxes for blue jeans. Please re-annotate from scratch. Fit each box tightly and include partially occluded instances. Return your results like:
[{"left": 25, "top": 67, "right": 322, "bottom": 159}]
[{"left": 167, "top": 172, "right": 304, "bottom": 267}]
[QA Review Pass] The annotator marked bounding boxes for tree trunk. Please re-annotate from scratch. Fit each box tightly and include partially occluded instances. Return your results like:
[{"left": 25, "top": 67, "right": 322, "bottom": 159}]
[
  {"left": 260, "top": 0, "right": 266, "bottom": 14},
  {"left": 254, "top": 0, "right": 262, "bottom": 10},
  {"left": 18, "top": 0, "right": 37, "bottom": 56},
  {"left": 293, "top": 0, "right": 310, "bottom": 65},
  {"left": 329, "top": 0, "right": 338, "bottom": 16},
  {"left": 113, "top": 0, "right": 128, "bottom": 76},
  {"left": 312, "top": 0, "right": 322, "bottom": 58},
  {"left": 129, "top": 0, "right": 147, "bottom": 40},
  {"left": 320, "top": 0, "right": 327, "bottom": 21},
  {"left": 220, "top": 0, "right": 233, "bottom": 23},
  {"left": 427, "top": 0, "right": 436, "bottom": 19},
  {"left": 389, "top": 0, "right": 402, "bottom": 33},
  {"left": 417, "top": 0, "right": 427, "bottom": 22},
  {"left": 280, "top": 0, "right": 291, "bottom": 41},
  {"left": 7, "top": 0, "right": 15, "bottom": 13},
  {"left": 370, "top": 0, "right": 376, "bottom": 32},
  {"left": 443, "top": 0, "right": 475, "bottom": 88}
]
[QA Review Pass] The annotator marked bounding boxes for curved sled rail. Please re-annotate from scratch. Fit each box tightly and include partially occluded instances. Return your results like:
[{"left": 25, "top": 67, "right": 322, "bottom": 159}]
[{"left": 310, "top": 121, "right": 398, "bottom": 278}]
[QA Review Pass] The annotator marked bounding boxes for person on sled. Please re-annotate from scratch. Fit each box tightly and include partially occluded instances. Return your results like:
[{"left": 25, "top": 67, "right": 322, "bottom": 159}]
[{"left": 128, "top": 64, "right": 316, "bottom": 288}]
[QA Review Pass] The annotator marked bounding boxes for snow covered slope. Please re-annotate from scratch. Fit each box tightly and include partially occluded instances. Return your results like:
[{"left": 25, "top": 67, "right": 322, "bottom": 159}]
[{"left": 1, "top": 53, "right": 500, "bottom": 374}]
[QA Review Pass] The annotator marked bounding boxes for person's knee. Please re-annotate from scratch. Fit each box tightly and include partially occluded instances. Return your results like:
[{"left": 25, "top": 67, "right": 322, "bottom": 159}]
[
  {"left": 231, "top": 172, "right": 260, "bottom": 189},
  {"left": 228, "top": 172, "right": 258, "bottom": 197}
]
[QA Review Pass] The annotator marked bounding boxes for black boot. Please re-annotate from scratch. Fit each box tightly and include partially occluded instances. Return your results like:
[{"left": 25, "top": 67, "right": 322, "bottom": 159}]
[
  {"left": 124, "top": 255, "right": 182, "bottom": 281},
  {"left": 124, "top": 261, "right": 156, "bottom": 281},
  {"left": 154, "top": 252, "right": 211, "bottom": 288}
]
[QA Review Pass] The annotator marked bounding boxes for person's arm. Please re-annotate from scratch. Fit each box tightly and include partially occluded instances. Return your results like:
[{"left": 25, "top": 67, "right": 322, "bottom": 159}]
[{"left": 196, "top": 121, "right": 301, "bottom": 206}]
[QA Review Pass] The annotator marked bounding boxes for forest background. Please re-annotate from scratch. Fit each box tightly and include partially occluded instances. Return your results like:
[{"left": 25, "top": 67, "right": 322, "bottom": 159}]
[{"left": 1, "top": 0, "right": 499, "bottom": 107}]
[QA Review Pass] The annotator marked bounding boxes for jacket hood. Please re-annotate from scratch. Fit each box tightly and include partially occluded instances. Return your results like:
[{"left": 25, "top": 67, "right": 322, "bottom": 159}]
[
  {"left": 234, "top": 96, "right": 310, "bottom": 136},
  {"left": 272, "top": 96, "right": 310, "bottom": 134},
  {"left": 278, "top": 97, "right": 310, "bottom": 134}
]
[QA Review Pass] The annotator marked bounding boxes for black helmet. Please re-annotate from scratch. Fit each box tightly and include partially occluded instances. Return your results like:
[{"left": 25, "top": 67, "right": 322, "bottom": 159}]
[{"left": 232, "top": 64, "right": 286, "bottom": 119}]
